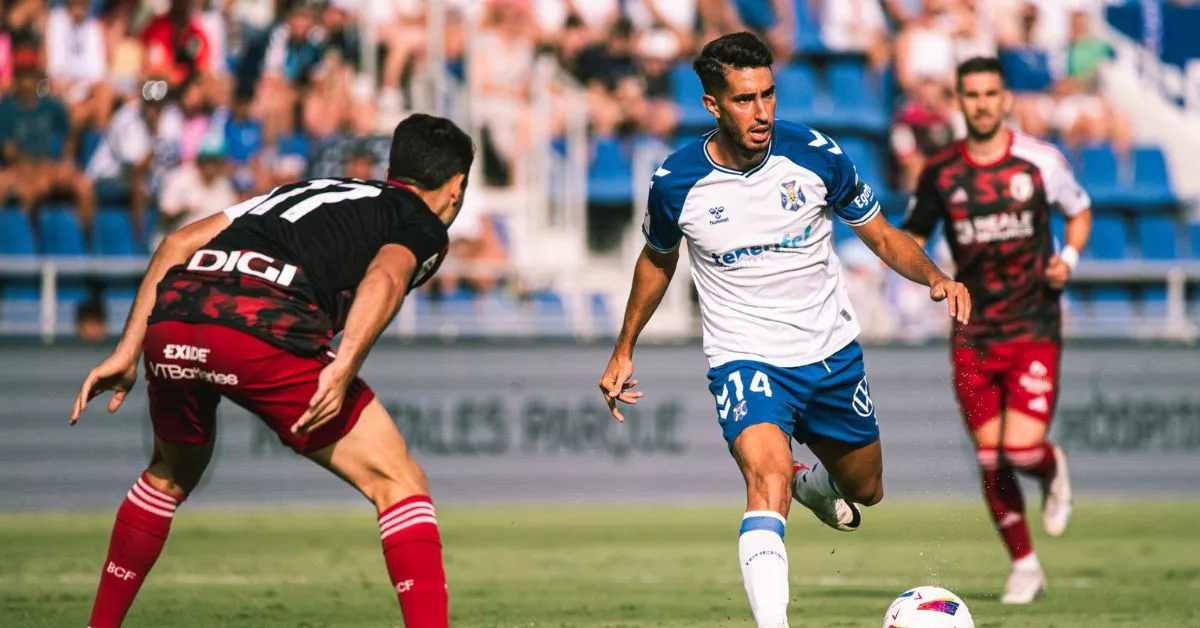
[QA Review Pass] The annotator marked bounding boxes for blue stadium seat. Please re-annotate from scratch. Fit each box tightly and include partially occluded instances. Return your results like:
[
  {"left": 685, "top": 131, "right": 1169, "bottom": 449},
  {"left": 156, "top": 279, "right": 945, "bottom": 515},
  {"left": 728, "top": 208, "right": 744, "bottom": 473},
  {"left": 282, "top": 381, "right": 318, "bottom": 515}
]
[
  {"left": 0, "top": 207, "right": 37, "bottom": 255},
  {"left": 414, "top": 290, "right": 484, "bottom": 338},
  {"left": 1139, "top": 285, "right": 1167, "bottom": 320},
  {"left": 0, "top": 299, "right": 41, "bottom": 331},
  {"left": 825, "top": 61, "right": 888, "bottom": 133},
  {"left": 587, "top": 138, "right": 633, "bottom": 205},
  {"left": 105, "top": 297, "right": 135, "bottom": 335},
  {"left": 529, "top": 291, "right": 571, "bottom": 336},
  {"left": 589, "top": 292, "right": 613, "bottom": 335},
  {"left": 838, "top": 137, "right": 884, "bottom": 198},
  {"left": 1129, "top": 146, "right": 1176, "bottom": 206},
  {"left": 1136, "top": 215, "right": 1178, "bottom": 259},
  {"left": 833, "top": 219, "right": 854, "bottom": 243},
  {"left": 92, "top": 209, "right": 138, "bottom": 256},
  {"left": 1050, "top": 213, "right": 1066, "bottom": 250},
  {"left": 481, "top": 293, "right": 531, "bottom": 336},
  {"left": 1089, "top": 286, "right": 1134, "bottom": 334},
  {"left": 1088, "top": 214, "right": 1127, "bottom": 259},
  {"left": 1189, "top": 222, "right": 1200, "bottom": 258},
  {"left": 1078, "top": 144, "right": 1126, "bottom": 207},
  {"left": 792, "top": 0, "right": 824, "bottom": 52},
  {"left": 38, "top": 206, "right": 87, "bottom": 256},
  {"left": 671, "top": 62, "right": 712, "bottom": 132},
  {"left": 774, "top": 63, "right": 818, "bottom": 122}
]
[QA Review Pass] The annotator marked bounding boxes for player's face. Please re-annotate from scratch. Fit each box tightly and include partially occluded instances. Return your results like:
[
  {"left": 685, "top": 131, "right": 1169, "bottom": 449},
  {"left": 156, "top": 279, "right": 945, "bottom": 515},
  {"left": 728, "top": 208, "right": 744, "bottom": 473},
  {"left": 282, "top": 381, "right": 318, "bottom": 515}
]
[
  {"left": 957, "top": 71, "right": 1012, "bottom": 140},
  {"left": 705, "top": 67, "right": 776, "bottom": 155}
]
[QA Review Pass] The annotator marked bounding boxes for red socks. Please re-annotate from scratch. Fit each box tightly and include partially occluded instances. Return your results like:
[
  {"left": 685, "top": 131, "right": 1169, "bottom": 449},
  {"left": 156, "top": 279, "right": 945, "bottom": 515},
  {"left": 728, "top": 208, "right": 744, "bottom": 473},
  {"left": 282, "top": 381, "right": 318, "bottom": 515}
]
[
  {"left": 378, "top": 495, "right": 449, "bottom": 628},
  {"left": 88, "top": 474, "right": 181, "bottom": 628},
  {"left": 977, "top": 447, "right": 1032, "bottom": 561}
]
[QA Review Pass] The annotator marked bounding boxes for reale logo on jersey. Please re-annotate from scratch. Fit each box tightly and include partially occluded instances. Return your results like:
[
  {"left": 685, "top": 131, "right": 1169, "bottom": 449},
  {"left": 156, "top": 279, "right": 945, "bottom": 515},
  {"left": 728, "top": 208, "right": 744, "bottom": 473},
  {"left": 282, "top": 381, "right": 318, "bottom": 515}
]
[
  {"left": 779, "top": 180, "right": 805, "bottom": 212},
  {"left": 708, "top": 206, "right": 729, "bottom": 225},
  {"left": 953, "top": 210, "right": 1034, "bottom": 245}
]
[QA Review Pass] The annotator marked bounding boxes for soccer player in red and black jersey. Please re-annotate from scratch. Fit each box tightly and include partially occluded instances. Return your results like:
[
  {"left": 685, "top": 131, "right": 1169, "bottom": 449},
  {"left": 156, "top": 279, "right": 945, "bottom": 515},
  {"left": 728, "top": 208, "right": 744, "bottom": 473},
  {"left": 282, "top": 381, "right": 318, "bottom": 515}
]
[
  {"left": 69, "top": 114, "right": 473, "bottom": 628},
  {"left": 902, "top": 57, "right": 1093, "bottom": 605}
]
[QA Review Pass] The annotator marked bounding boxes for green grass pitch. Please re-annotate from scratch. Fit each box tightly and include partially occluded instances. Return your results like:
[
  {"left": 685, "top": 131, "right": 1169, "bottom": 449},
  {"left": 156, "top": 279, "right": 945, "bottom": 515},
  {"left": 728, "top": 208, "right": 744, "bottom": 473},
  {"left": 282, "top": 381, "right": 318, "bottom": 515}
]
[{"left": 2, "top": 501, "right": 1197, "bottom": 627}]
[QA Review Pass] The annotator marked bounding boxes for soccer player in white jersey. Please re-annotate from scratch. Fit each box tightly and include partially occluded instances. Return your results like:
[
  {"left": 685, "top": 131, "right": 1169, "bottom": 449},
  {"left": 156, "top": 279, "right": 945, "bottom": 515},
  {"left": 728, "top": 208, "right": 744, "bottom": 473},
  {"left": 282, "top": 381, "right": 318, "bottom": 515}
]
[{"left": 597, "top": 33, "right": 972, "bottom": 628}]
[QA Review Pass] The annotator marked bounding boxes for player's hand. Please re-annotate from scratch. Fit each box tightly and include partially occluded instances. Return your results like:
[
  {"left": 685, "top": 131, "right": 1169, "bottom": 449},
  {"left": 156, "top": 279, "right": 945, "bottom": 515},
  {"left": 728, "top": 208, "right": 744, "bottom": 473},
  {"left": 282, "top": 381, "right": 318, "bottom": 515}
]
[
  {"left": 598, "top": 352, "right": 643, "bottom": 423},
  {"left": 293, "top": 361, "right": 354, "bottom": 436},
  {"left": 1045, "top": 256, "right": 1071, "bottom": 290},
  {"left": 929, "top": 276, "right": 972, "bottom": 325},
  {"left": 71, "top": 354, "right": 138, "bottom": 424}
]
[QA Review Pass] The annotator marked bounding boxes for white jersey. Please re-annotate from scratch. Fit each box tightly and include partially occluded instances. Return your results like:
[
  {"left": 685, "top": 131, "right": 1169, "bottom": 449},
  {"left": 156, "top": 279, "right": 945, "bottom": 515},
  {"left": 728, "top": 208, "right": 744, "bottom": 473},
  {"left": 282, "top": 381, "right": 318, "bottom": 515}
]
[{"left": 643, "top": 121, "right": 881, "bottom": 368}]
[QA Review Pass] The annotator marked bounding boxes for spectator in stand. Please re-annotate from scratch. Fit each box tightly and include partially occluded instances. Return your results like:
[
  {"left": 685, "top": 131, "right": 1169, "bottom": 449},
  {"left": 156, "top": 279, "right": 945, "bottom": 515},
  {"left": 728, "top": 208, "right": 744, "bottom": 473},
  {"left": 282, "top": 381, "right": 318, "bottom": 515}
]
[
  {"left": 636, "top": 27, "right": 681, "bottom": 138},
  {"left": 257, "top": 2, "right": 325, "bottom": 144},
  {"left": 222, "top": 91, "right": 265, "bottom": 195},
  {"left": 700, "top": 0, "right": 794, "bottom": 61},
  {"left": 1057, "top": 8, "right": 1132, "bottom": 155},
  {"left": 895, "top": 0, "right": 959, "bottom": 93},
  {"left": 4, "top": 0, "right": 46, "bottom": 55},
  {"left": 469, "top": 0, "right": 537, "bottom": 186},
  {"left": 343, "top": 142, "right": 380, "bottom": 180},
  {"left": 86, "top": 95, "right": 182, "bottom": 236},
  {"left": 142, "top": 0, "right": 212, "bottom": 87},
  {"left": 303, "top": 1, "right": 377, "bottom": 140},
  {"left": 577, "top": 17, "right": 643, "bottom": 138},
  {"left": 97, "top": 0, "right": 152, "bottom": 96},
  {"left": 153, "top": 139, "right": 236, "bottom": 249},
  {"left": 625, "top": 0, "right": 697, "bottom": 53},
  {"left": 433, "top": 186, "right": 509, "bottom": 295},
  {"left": 0, "top": 49, "right": 95, "bottom": 228},
  {"left": 891, "top": 78, "right": 958, "bottom": 192},
  {"left": 817, "top": 0, "right": 891, "bottom": 71},
  {"left": 534, "top": 0, "right": 619, "bottom": 47},
  {"left": 45, "top": 0, "right": 115, "bottom": 129},
  {"left": 75, "top": 298, "right": 109, "bottom": 343}
]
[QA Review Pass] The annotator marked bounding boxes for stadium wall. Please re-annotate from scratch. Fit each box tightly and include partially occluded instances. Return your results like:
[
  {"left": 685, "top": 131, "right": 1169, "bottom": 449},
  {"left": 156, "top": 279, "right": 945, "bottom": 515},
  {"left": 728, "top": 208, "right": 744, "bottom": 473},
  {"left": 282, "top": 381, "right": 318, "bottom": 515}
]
[{"left": 1, "top": 343, "right": 1196, "bottom": 513}]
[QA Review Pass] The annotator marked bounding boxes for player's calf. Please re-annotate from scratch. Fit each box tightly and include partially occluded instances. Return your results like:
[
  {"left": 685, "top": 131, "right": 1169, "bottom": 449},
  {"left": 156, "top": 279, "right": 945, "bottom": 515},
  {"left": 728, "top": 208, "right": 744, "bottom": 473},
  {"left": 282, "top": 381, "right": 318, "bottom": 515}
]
[{"left": 88, "top": 439, "right": 212, "bottom": 628}]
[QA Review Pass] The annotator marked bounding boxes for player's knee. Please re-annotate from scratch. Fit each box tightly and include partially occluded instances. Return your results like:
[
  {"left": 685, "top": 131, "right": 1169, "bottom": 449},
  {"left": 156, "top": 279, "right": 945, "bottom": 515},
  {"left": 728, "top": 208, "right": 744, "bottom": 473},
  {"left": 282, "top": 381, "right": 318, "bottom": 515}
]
[
  {"left": 361, "top": 457, "right": 429, "bottom": 511},
  {"left": 746, "top": 468, "right": 792, "bottom": 510},
  {"left": 842, "top": 474, "right": 884, "bottom": 507},
  {"left": 142, "top": 465, "right": 192, "bottom": 500}
]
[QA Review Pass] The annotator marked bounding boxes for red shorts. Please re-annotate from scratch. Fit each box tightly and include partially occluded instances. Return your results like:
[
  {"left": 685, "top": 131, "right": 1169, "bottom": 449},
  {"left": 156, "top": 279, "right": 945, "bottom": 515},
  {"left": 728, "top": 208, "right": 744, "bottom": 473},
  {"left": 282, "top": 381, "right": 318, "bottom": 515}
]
[
  {"left": 142, "top": 321, "right": 376, "bottom": 454},
  {"left": 951, "top": 341, "right": 1061, "bottom": 429}
]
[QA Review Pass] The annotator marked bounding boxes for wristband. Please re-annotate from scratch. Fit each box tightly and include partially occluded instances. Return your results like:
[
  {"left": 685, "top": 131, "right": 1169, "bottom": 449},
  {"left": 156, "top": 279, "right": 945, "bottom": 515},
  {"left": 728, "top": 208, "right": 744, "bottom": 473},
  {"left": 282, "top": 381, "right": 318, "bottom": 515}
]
[{"left": 1059, "top": 246, "right": 1079, "bottom": 272}]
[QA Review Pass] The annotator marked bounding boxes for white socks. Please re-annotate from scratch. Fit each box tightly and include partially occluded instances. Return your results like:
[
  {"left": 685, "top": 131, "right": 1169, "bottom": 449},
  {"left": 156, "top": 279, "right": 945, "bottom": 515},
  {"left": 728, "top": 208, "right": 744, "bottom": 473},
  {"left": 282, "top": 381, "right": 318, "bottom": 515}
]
[
  {"left": 1013, "top": 552, "right": 1042, "bottom": 573},
  {"left": 795, "top": 462, "right": 842, "bottom": 506},
  {"left": 739, "top": 510, "right": 790, "bottom": 628}
]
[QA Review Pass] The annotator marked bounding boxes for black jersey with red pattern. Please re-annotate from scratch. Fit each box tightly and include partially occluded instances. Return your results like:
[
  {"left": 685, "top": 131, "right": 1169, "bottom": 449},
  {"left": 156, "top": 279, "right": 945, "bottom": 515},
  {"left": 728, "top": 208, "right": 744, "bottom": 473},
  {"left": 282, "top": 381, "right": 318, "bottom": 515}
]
[
  {"left": 149, "top": 178, "right": 449, "bottom": 355},
  {"left": 902, "top": 132, "right": 1090, "bottom": 348}
]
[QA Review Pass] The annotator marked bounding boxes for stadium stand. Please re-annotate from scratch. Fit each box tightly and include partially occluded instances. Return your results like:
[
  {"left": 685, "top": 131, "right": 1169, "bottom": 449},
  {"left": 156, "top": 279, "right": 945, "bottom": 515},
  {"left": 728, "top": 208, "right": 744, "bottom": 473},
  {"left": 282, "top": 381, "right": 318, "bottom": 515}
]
[{"left": 0, "top": 0, "right": 1197, "bottom": 343}]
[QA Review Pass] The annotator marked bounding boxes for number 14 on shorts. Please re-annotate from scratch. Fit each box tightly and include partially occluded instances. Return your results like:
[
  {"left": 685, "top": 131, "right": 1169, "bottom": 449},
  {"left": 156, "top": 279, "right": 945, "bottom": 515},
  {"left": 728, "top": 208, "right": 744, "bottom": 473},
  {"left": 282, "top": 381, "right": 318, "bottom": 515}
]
[{"left": 716, "top": 370, "right": 773, "bottom": 423}]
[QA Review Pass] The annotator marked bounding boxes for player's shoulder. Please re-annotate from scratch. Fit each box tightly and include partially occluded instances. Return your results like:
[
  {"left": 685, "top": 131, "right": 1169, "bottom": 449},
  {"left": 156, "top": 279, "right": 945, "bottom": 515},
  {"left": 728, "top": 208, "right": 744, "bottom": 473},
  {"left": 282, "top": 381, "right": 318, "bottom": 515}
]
[
  {"left": 651, "top": 135, "right": 717, "bottom": 202},
  {"left": 1009, "top": 130, "right": 1073, "bottom": 173},
  {"left": 770, "top": 120, "right": 852, "bottom": 178},
  {"left": 926, "top": 141, "right": 965, "bottom": 173}
]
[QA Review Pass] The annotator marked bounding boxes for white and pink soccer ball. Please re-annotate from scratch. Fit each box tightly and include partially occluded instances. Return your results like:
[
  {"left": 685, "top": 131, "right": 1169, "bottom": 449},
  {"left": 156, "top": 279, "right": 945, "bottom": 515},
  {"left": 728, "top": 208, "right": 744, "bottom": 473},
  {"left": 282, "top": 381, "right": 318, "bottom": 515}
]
[{"left": 882, "top": 586, "right": 975, "bottom": 628}]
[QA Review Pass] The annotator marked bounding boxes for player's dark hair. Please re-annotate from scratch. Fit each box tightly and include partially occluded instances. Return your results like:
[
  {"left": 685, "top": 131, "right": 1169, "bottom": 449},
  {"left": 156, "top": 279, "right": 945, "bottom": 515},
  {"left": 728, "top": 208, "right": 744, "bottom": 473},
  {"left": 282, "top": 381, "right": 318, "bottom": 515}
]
[
  {"left": 387, "top": 114, "right": 476, "bottom": 190},
  {"left": 956, "top": 57, "right": 1008, "bottom": 92},
  {"left": 693, "top": 32, "right": 774, "bottom": 95}
]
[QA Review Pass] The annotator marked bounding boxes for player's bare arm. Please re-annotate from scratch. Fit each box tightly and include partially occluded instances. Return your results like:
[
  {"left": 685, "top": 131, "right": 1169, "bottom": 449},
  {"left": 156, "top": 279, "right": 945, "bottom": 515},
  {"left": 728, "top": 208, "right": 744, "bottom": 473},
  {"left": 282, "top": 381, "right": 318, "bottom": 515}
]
[
  {"left": 1047, "top": 207, "right": 1092, "bottom": 289},
  {"left": 853, "top": 213, "right": 971, "bottom": 325},
  {"left": 71, "top": 212, "right": 233, "bottom": 424},
  {"left": 599, "top": 245, "right": 678, "bottom": 422},
  {"left": 293, "top": 243, "right": 419, "bottom": 436}
]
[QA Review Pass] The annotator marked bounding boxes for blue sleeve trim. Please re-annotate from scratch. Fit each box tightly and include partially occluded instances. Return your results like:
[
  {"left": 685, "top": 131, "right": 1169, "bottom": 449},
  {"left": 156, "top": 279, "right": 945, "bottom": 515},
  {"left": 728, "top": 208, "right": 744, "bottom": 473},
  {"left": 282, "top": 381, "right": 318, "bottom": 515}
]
[{"left": 839, "top": 200, "right": 882, "bottom": 226}]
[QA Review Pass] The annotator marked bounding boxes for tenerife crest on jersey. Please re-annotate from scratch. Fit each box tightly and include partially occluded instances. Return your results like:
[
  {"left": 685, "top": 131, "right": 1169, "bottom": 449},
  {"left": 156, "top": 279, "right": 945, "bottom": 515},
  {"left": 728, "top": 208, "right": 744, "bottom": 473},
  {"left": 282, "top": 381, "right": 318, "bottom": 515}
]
[{"left": 779, "top": 179, "right": 804, "bottom": 211}]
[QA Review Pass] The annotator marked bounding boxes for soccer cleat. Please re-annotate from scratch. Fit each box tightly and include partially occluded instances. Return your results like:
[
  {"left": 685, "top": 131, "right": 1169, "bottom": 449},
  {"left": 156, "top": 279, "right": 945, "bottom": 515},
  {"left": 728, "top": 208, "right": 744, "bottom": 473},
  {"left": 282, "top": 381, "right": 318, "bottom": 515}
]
[
  {"left": 1041, "top": 445, "right": 1073, "bottom": 538},
  {"left": 1001, "top": 567, "right": 1046, "bottom": 604},
  {"left": 791, "top": 463, "right": 861, "bottom": 532}
]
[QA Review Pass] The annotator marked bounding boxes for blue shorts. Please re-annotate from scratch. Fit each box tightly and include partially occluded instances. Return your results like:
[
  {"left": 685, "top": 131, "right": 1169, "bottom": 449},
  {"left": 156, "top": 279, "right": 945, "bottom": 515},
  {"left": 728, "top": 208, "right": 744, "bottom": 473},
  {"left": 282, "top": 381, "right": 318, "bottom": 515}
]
[{"left": 707, "top": 340, "right": 880, "bottom": 450}]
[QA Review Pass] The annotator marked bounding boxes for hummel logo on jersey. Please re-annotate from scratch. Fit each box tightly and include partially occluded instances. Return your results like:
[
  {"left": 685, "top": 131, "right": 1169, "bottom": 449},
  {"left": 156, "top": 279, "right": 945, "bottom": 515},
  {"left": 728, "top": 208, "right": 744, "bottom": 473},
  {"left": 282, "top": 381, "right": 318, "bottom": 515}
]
[
  {"left": 708, "top": 206, "right": 729, "bottom": 225},
  {"left": 187, "top": 249, "right": 299, "bottom": 287},
  {"left": 949, "top": 187, "right": 969, "bottom": 204}
]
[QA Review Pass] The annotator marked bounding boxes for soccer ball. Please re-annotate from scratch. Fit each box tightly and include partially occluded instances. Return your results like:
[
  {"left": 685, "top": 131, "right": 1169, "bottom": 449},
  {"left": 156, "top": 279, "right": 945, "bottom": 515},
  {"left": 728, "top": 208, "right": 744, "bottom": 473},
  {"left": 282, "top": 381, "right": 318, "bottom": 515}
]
[{"left": 882, "top": 586, "right": 975, "bottom": 628}]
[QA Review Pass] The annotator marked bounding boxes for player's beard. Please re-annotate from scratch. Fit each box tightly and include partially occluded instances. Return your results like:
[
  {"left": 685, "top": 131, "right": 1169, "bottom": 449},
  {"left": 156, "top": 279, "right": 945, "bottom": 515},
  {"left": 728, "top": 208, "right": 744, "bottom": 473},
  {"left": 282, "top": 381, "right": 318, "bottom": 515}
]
[
  {"left": 966, "top": 112, "right": 1003, "bottom": 141},
  {"left": 735, "top": 123, "right": 772, "bottom": 163}
]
